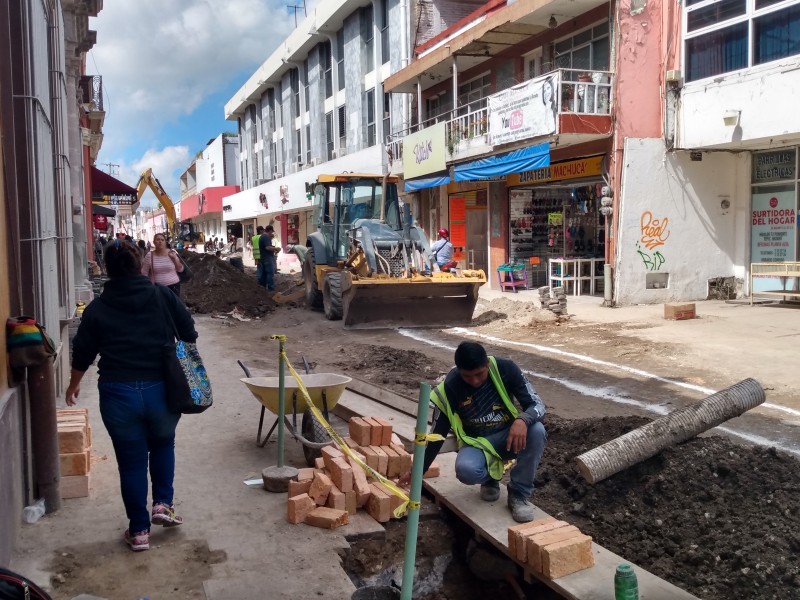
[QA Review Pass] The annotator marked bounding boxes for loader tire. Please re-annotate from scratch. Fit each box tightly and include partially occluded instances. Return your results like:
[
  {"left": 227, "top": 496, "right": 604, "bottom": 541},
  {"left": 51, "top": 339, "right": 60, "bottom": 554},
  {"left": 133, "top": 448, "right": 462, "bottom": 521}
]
[
  {"left": 323, "top": 271, "right": 343, "bottom": 321},
  {"left": 303, "top": 247, "right": 323, "bottom": 309}
]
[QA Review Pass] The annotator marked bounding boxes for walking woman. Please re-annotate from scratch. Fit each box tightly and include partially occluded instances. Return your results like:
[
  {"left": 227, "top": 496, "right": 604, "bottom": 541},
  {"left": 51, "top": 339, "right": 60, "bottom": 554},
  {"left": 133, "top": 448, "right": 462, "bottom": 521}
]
[
  {"left": 66, "top": 239, "right": 197, "bottom": 551},
  {"left": 141, "top": 232, "right": 185, "bottom": 297}
]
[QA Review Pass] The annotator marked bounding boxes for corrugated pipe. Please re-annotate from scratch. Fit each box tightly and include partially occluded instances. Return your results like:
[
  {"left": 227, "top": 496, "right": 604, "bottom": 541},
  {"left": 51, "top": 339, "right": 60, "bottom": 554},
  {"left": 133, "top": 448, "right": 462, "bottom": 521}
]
[{"left": 576, "top": 378, "right": 766, "bottom": 484}]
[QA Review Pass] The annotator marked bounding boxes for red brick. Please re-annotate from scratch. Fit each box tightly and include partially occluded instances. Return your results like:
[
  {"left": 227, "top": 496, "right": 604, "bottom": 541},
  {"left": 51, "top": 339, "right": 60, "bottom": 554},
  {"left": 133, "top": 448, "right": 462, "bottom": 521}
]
[
  {"left": 328, "top": 457, "right": 354, "bottom": 492},
  {"left": 361, "top": 446, "right": 379, "bottom": 472},
  {"left": 517, "top": 521, "right": 573, "bottom": 563},
  {"left": 383, "top": 446, "right": 402, "bottom": 478},
  {"left": 61, "top": 474, "right": 90, "bottom": 499},
  {"left": 541, "top": 534, "right": 594, "bottom": 579},
  {"left": 370, "top": 446, "right": 388, "bottom": 475},
  {"left": 527, "top": 526, "right": 581, "bottom": 571},
  {"left": 288, "top": 479, "right": 313, "bottom": 498},
  {"left": 508, "top": 517, "right": 559, "bottom": 557},
  {"left": 325, "top": 486, "right": 346, "bottom": 511},
  {"left": 58, "top": 426, "right": 87, "bottom": 454},
  {"left": 391, "top": 444, "right": 412, "bottom": 472},
  {"left": 372, "top": 417, "right": 393, "bottom": 445},
  {"left": 60, "top": 450, "right": 90, "bottom": 476},
  {"left": 308, "top": 472, "right": 333, "bottom": 506},
  {"left": 390, "top": 433, "right": 403, "bottom": 446},
  {"left": 314, "top": 457, "right": 325, "bottom": 470},
  {"left": 664, "top": 302, "right": 696, "bottom": 320},
  {"left": 423, "top": 462, "right": 440, "bottom": 478},
  {"left": 321, "top": 445, "right": 345, "bottom": 471},
  {"left": 297, "top": 468, "right": 315, "bottom": 482},
  {"left": 344, "top": 489, "right": 357, "bottom": 514},
  {"left": 287, "top": 493, "right": 316, "bottom": 524},
  {"left": 366, "top": 483, "right": 391, "bottom": 523},
  {"left": 373, "top": 482, "right": 404, "bottom": 515},
  {"left": 343, "top": 436, "right": 361, "bottom": 450},
  {"left": 347, "top": 456, "right": 372, "bottom": 507},
  {"left": 348, "top": 417, "right": 372, "bottom": 446},
  {"left": 364, "top": 417, "right": 383, "bottom": 446},
  {"left": 305, "top": 506, "right": 349, "bottom": 529}
]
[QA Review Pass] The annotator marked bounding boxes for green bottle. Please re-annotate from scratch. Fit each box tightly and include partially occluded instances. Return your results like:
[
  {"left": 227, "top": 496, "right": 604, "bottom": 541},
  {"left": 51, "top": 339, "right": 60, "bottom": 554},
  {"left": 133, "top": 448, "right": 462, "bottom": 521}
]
[{"left": 614, "top": 564, "right": 639, "bottom": 600}]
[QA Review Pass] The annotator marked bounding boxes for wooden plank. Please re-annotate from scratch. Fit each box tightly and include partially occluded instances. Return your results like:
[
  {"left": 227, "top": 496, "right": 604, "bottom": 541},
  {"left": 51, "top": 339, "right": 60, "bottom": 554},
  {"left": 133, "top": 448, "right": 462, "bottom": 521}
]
[
  {"left": 61, "top": 474, "right": 90, "bottom": 499},
  {"left": 345, "top": 377, "right": 429, "bottom": 419},
  {"left": 423, "top": 453, "right": 699, "bottom": 600}
]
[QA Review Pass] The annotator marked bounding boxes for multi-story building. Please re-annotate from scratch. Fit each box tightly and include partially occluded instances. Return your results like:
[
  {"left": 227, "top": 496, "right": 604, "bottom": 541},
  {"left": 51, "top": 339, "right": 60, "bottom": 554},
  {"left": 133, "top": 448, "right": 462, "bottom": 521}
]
[
  {"left": 177, "top": 133, "right": 241, "bottom": 246},
  {"left": 223, "top": 0, "right": 410, "bottom": 265},
  {"left": 0, "top": 0, "right": 104, "bottom": 562}
]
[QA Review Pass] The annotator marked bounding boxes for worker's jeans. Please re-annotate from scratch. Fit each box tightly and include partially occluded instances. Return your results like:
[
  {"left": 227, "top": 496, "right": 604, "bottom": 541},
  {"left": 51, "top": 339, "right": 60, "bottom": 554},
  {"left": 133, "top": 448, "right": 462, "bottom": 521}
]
[
  {"left": 454, "top": 420, "right": 547, "bottom": 498},
  {"left": 99, "top": 381, "right": 180, "bottom": 533},
  {"left": 260, "top": 258, "right": 276, "bottom": 290},
  {"left": 256, "top": 261, "right": 266, "bottom": 287}
]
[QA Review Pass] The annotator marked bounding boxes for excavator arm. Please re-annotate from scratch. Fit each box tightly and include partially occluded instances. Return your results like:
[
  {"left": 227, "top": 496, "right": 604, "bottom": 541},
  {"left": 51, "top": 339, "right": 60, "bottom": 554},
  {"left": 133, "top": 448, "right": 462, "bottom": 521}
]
[{"left": 137, "top": 168, "right": 177, "bottom": 230}]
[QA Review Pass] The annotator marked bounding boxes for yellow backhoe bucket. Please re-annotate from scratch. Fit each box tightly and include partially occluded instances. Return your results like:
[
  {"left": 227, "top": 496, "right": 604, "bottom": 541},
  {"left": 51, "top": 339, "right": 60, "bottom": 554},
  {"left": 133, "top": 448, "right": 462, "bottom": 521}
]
[{"left": 340, "top": 271, "right": 486, "bottom": 329}]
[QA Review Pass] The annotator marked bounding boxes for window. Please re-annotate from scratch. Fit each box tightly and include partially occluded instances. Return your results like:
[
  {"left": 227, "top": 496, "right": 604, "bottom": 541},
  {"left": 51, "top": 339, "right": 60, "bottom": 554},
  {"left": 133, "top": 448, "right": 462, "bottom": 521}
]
[
  {"left": 326, "top": 111, "right": 334, "bottom": 160},
  {"left": 321, "top": 41, "right": 333, "bottom": 98},
  {"left": 383, "top": 92, "right": 391, "bottom": 141},
  {"left": 361, "top": 5, "right": 374, "bottom": 72},
  {"left": 458, "top": 74, "right": 491, "bottom": 113},
  {"left": 337, "top": 29, "right": 345, "bottom": 91},
  {"left": 366, "top": 88, "right": 376, "bottom": 147},
  {"left": 295, "top": 129, "right": 302, "bottom": 164},
  {"left": 290, "top": 69, "right": 300, "bottom": 116},
  {"left": 338, "top": 105, "right": 347, "bottom": 149},
  {"left": 684, "top": 0, "right": 800, "bottom": 81},
  {"left": 305, "top": 125, "right": 311, "bottom": 164},
  {"left": 303, "top": 60, "right": 310, "bottom": 113},
  {"left": 554, "top": 21, "right": 610, "bottom": 79},
  {"left": 380, "top": 0, "right": 390, "bottom": 65}
]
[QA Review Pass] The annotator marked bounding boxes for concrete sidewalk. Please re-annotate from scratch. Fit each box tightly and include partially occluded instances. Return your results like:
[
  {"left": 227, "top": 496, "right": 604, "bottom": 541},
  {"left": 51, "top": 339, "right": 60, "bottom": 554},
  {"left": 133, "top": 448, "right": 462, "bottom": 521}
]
[{"left": 478, "top": 287, "right": 800, "bottom": 412}]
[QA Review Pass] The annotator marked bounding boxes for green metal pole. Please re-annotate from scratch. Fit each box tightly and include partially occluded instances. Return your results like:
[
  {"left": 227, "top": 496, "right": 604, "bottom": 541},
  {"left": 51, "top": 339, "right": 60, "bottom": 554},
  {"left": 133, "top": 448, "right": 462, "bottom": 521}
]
[
  {"left": 276, "top": 336, "right": 286, "bottom": 468},
  {"left": 401, "top": 382, "right": 431, "bottom": 600}
]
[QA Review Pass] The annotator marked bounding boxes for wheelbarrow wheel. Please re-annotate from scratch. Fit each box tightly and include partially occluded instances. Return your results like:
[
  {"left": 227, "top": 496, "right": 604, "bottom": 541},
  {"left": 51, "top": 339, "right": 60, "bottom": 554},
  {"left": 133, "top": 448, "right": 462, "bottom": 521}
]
[{"left": 302, "top": 408, "right": 331, "bottom": 466}]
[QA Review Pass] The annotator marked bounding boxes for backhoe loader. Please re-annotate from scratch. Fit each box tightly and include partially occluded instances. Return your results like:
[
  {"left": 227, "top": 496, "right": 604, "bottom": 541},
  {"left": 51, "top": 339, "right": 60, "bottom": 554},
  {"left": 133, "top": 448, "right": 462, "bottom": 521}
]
[
  {"left": 136, "top": 168, "right": 204, "bottom": 245},
  {"left": 303, "top": 173, "right": 486, "bottom": 329}
]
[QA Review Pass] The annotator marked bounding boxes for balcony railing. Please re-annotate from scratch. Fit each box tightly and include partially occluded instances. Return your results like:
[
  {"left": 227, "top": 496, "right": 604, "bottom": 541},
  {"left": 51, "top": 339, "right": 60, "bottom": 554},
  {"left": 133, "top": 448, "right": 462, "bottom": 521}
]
[
  {"left": 386, "top": 69, "right": 613, "bottom": 163},
  {"left": 78, "top": 75, "right": 103, "bottom": 112}
]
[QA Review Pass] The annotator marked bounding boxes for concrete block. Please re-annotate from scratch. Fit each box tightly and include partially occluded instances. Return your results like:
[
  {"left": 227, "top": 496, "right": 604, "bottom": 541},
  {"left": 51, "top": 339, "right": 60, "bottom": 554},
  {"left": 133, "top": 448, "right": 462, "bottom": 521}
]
[
  {"left": 308, "top": 472, "right": 333, "bottom": 506},
  {"left": 664, "top": 302, "right": 696, "bottom": 320},
  {"left": 59, "top": 450, "right": 90, "bottom": 476},
  {"left": 527, "top": 526, "right": 581, "bottom": 571},
  {"left": 287, "top": 493, "right": 316, "bottom": 524},
  {"left": 348, "top": 417, "right": 372, "bottom": 447},
  {"left": 61, "top": 474, "right": 90, "bottom": 499},
  {"left": 305, "top": 506, "right": 349, "bottom": 529},
  {"left": 288, "top": 479, "right": 313, "bottom": 498},
  {"left": 328, "top": 457, "right": 354, "bottom": 493},
  {"left": 541, "top": 534, "right": 594, "bottom": 579}
]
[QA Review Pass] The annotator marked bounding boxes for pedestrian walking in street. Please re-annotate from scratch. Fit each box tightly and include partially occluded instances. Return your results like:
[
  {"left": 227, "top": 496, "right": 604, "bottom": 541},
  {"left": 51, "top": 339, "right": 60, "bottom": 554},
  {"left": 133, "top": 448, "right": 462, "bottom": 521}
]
[
  {"left": 141, "top": 233, "right": 185, "bottom": 298},
  {"left": 66, "top": 239, "right": 198, "bottom": 551},
  {"left": 259, "top": 225, "right": 280, "bottom": 291},
  {"left": 400, "top": 341, "right": 547, "bottom": 522}
]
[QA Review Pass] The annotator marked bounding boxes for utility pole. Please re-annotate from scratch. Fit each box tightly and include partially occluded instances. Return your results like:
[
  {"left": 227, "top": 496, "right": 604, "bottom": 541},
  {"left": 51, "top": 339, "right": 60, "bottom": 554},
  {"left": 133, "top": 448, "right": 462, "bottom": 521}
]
[
  {"left": 287, "top": 1, "right": 306, "bottom": 27},
  {"left": 102, "top": 163, "right": 119, "bottom": 176}
]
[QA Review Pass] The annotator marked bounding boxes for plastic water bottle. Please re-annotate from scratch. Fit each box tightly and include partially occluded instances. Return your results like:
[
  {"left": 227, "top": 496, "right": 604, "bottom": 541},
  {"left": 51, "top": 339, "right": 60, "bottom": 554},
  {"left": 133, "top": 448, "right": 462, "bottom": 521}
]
[{"left": 614, "top": 563, "right": 639, "bottom": 600}]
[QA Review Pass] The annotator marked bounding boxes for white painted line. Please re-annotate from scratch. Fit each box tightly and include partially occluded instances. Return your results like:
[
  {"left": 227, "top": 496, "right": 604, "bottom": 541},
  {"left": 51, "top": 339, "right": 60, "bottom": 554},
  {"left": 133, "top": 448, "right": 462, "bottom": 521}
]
[{"left": 399, "top": 329, "right": 800, "bottom": 457}]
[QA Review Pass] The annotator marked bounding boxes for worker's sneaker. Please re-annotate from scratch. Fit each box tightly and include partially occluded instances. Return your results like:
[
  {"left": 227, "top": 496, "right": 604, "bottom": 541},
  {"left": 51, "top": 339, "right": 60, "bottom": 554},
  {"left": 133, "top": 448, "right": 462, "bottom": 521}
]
[
  {"left": 507, "top": 491, "right": 535, "bottom": 523},
  {"left": 480, "top": 480, "right": 500, "bottom": 502},
  {"left": 152, "top": 502, "right": 183, "bottom": 527},
  {"left": 124, "top": 529, "right": 150, "bottom": 552}
]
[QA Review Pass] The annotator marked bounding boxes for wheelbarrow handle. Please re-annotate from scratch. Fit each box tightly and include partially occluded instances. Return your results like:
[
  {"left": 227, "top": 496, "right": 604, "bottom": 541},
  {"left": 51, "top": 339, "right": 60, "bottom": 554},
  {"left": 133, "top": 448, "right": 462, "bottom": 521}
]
[
  {"left": 237, "top": 360, "right": 253, "bottom": 378},
  {"left": 284, "top": 415, "right": 331, "bottom": 449}
]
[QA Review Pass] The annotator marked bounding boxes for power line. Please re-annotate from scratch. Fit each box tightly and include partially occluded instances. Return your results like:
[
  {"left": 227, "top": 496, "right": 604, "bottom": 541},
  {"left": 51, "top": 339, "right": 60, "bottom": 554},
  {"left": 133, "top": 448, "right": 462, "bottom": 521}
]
[{"left": 287, "top": 1, "right": 307, "bottom": 27}]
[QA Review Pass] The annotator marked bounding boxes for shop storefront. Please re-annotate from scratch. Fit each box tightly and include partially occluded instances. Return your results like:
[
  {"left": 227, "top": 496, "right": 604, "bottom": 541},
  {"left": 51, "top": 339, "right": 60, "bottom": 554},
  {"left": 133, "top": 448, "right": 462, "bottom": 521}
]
[
  {"left": 750, "top": 149, "right": 799, "bottom": 296},
  {"left": 445, "top": 183, "right": 489, "bottom": 271},
  {"left": 505, "top": 155, "right": 606, "bottom": 293}
]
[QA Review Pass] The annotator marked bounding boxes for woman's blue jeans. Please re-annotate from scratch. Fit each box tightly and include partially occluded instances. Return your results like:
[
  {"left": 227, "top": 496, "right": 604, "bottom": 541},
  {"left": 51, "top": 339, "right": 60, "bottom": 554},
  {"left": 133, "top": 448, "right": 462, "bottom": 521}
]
[
  {"left": 454, "top": 421, "right": 547, "bottom": 498},
  {"left": 99, "top": 381, "right": 180, "bottom": 533}
]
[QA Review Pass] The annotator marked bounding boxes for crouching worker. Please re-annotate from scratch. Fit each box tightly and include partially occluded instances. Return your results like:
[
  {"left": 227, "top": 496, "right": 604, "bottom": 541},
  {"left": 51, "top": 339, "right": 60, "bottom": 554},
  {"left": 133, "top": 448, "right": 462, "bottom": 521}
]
[{"left": 400, "top": 341, "right": 547, "bottom": 522}]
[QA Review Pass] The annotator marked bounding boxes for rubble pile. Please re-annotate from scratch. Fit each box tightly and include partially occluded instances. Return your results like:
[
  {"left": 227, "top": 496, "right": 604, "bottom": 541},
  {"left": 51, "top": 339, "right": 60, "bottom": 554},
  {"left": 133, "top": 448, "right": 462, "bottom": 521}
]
[{"left": 537, "top": 286, "right": 568, "bottom": 315}]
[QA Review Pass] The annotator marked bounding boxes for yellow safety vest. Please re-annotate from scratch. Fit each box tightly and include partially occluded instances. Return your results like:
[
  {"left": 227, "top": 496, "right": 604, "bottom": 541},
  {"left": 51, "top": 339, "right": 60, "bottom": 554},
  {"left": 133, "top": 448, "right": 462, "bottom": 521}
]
[
  {"left": 251, "top": 235, "right": 261, "bottom": 260},
  {"left": 430, "top": 356, "right": 519, "bottom": 481}
]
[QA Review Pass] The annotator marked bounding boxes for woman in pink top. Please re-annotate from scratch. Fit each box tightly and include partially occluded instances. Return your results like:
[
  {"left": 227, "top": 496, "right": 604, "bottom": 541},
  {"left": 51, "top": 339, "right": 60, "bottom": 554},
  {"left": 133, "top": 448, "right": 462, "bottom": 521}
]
[{"left": 141, "top": 233, "right": 185, "bottom": 297}]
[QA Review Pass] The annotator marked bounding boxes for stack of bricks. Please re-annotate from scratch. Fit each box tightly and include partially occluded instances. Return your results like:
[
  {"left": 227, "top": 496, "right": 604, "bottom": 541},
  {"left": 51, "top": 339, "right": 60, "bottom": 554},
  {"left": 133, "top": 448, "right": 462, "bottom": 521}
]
[
  {"left": 56, "top": 408, "right": 92, "bottom": 499},
  {"left": 508, "top": 517, "right": 594, "bottom": 579},
  {"left": 286, "top": 416, "right": 438, "bottom": 529}
]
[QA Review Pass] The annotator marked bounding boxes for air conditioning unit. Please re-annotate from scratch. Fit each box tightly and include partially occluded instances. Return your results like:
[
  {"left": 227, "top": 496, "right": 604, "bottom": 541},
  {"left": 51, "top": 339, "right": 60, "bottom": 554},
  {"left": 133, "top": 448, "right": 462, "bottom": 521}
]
[
  {"left": 292, "top": 162, "right": 303, "bottom": 173},
  {"left": 273, "top": 170, "right": 283, "bottom": 179}
]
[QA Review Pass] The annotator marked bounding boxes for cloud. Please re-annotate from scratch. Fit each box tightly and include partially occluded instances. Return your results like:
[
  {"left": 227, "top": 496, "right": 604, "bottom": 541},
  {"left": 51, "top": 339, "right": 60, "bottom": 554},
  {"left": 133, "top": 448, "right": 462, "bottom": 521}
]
[{"left": 113, "top": 146, "right": 191, "bottom": 209}]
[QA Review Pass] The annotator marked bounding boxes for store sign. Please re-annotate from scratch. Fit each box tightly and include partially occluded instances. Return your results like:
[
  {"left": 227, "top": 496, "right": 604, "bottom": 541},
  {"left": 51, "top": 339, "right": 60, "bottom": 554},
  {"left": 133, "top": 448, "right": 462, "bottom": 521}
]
[
  {"left": 403, "top": 122, "right": 446, "bottom": 179},
  {"left": 751, "top": 190, "right": 796, "bottom": 263},
  {"left": 752, "top": 150, "right": 796, "bottom": 184},
  {"left": 488, "top": 73, "right": 559, "bottom": 145},
  {"left": 93, "top": 194, "right": 135, "bottom": 206},
  {"left": 506, "top": 155, "right": 604, "bottom": 186}
]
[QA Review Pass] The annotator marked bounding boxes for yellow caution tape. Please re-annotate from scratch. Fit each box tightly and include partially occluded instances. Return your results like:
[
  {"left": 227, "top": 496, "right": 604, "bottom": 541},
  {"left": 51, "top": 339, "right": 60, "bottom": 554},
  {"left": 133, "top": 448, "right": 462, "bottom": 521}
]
[
  {"left": 282, "top": 351, "right": 411, "bottom": 518},
  {"left": 414, "top": 432, "right": 444, "bottom": 445},
  {"left": 408, "top": 501, "right": 421, "bottom": 511}
]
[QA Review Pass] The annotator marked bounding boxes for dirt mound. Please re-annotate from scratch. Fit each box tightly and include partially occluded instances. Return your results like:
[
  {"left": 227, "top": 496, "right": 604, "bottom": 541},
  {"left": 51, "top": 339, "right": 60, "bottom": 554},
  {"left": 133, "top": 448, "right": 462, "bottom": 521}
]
[
  {"left": 179, "top": 252, "right": 276, "bottom": 318},
  {"left": 472, "top": 297, "right": 561, "bottom": 328},
  {"left": 533, "top": 415, "right": 800, "bottom": 600}
]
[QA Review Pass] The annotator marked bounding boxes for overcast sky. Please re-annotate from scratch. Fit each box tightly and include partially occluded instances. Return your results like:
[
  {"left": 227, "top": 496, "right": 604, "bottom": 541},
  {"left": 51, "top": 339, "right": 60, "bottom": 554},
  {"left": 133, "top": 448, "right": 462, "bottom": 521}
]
[{"left": 89, "top": 0, "right": 319, "bottom": 209}]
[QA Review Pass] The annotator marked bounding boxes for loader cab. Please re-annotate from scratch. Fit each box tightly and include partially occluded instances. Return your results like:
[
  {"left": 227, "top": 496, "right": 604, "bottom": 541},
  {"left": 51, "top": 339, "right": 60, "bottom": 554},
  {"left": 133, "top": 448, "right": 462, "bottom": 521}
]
[{"left": 311, "top": 175, "right": 401, "bottom": 262}]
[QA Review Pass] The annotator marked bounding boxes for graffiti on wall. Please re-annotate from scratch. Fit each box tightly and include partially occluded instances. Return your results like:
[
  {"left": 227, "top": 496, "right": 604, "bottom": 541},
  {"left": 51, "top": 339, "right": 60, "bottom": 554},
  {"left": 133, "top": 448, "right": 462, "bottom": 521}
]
[{"left": 636, "top": 211, "right": 670, "bottom": 271}]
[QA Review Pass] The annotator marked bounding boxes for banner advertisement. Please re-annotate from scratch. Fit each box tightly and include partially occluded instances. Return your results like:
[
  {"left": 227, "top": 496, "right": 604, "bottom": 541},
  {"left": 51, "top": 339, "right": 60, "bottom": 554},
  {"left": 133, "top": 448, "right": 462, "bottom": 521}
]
[
  {"left": 488, "top": 73, "right": 560, "bottom": 146},
  {"left": 751, "top": 189, "right": 797, "bottom": 291},
  {"left": 403, "top": 122, "right": 447, "bottom": 180}
]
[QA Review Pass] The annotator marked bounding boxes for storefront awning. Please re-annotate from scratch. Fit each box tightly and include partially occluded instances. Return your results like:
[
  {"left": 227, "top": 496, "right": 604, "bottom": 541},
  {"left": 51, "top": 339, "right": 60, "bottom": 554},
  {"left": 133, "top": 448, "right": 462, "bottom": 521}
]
[
  {"left": 404, "top": 173, "right": 451, "bottom": 192},
  {"left": 91, "top": 204, "right": 116, "bottom": 216},
  {"left": 90, "top": 166, "right": 137, "bottom": 195},
  {"left": 453, "top": 142, "right": 550, "bottom": 182}
]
